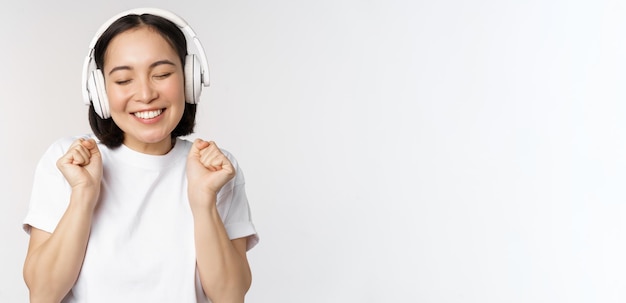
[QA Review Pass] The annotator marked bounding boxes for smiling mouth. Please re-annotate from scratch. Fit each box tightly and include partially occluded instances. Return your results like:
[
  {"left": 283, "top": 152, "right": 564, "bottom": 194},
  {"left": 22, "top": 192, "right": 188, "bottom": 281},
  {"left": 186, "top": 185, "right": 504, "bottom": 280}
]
[{"left": 133, "top": 109, "right": 164, "bottom": 119}]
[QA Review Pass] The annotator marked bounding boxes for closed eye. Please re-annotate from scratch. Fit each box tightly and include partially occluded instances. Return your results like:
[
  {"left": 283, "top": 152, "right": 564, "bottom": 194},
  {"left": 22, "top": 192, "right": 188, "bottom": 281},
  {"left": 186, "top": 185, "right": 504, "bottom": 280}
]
[
  {"left": 115, "top": 79, "right": 131, "bottom": 85},
  {"left": 154, "top": 73, "right": 172, "bottom": 79}
]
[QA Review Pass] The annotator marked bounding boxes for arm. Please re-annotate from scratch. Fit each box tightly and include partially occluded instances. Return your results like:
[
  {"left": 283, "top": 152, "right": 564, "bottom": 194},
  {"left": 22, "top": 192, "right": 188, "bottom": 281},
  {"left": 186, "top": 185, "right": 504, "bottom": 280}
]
[
  {"left": 192, "top": 197, "right": 252, "bottom": 302},
  {"left": 187, "top": 139, "right": 252, "bottom": 303},
  {"left": 23, "top": 139, "right": 102, "bottom": 303}
]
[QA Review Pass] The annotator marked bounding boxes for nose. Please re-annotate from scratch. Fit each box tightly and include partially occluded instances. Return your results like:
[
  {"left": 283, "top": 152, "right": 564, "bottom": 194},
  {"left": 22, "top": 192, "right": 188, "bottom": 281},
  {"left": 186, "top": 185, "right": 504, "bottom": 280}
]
[{"left": 134, "top": 77, "right": 158, "bottom": 103}]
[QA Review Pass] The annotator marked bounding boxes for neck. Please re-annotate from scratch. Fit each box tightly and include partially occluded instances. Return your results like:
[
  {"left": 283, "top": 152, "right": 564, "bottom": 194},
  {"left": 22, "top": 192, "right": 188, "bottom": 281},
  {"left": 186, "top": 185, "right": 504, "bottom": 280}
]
[{"left": 123, "top": 137, "right": 176, "bottom": 155}]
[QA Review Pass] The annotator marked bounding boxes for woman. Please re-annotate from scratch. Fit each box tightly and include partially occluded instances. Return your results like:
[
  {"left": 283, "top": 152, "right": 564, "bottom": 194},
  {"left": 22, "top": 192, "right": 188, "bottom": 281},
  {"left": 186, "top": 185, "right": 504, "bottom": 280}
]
[{"left": 23, "top": 8, "right": 258, "bottom": 303}]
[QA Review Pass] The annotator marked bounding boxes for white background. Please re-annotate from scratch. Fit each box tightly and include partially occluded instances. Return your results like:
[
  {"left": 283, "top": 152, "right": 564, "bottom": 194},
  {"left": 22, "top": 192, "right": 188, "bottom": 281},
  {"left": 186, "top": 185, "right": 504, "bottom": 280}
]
[{"left": 1, "top": 0, "right": 625, "bottom": 302}]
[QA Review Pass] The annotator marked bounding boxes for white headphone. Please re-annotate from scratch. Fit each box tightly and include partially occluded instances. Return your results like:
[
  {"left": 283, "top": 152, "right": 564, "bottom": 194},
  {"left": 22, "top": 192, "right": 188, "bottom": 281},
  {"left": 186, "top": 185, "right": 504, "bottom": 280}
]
[{"left": 82, "top": 8, "right": 210, "bottom": 119}]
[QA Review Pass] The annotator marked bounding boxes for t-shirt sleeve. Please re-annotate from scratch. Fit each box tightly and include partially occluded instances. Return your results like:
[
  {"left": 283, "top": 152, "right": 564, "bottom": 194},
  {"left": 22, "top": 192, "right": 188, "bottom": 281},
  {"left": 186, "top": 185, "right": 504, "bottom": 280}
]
[
  {"left": 23, "top": 138, "right": 74, "bottom": 234},
  {"left": 216, "top": 151, "right": 259, "bottom": 251}
]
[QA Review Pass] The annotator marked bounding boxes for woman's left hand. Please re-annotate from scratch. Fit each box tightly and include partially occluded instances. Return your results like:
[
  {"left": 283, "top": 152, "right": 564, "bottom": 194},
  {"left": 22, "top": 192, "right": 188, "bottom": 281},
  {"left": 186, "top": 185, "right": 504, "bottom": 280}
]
[{"left": 186, "top": 139, "right": 235, "bottom": 206}]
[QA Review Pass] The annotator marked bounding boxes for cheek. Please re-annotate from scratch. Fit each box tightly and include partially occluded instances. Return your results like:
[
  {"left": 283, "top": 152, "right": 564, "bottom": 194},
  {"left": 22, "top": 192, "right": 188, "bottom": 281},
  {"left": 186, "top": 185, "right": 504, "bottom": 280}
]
[
  {"left": 104, "top": 84, "right": 129, "bottom": 110},
  {"left": 165, "top": 77, "right": 186, "bottom": 101}
]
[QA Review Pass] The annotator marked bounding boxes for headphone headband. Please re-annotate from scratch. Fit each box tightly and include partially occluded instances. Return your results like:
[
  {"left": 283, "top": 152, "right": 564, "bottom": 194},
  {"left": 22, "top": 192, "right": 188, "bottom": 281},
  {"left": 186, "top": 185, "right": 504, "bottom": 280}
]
[
  {"left": 82, "top": 8, "right": 210, "bottom": 110},
  {"left": 88, "top": 8, "right": 190, "bottom": 49}
]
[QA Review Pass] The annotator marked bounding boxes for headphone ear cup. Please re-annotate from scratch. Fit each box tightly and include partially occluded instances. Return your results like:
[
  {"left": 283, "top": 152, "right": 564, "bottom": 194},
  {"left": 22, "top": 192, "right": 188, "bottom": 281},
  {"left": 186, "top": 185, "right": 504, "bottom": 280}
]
[
  {"left": 184, "top": 54, "right": 202, "bottom": 104},
  {"left": 89, "top": 69, "right": 111, "bottom": 119}
]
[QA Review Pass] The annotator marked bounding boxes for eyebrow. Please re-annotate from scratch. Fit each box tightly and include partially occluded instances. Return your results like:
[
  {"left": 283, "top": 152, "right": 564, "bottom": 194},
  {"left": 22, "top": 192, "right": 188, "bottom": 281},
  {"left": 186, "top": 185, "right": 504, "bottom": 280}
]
[{"left": 108, "top": 60, "right": 177, "bottom": 76}]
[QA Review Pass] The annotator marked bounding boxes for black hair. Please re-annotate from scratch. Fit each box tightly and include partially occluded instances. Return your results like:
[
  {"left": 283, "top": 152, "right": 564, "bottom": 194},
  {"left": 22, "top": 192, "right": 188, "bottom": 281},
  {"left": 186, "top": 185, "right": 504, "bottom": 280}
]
[{"left": 88, "top": 13, "right": 196, "bottom": 148}]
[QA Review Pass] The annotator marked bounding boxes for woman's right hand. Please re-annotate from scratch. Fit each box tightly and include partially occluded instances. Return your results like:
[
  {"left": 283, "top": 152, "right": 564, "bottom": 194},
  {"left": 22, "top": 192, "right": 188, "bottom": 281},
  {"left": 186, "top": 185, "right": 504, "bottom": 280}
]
[{"left": 56, "top": 138, "right": 103, "bottom": 205}]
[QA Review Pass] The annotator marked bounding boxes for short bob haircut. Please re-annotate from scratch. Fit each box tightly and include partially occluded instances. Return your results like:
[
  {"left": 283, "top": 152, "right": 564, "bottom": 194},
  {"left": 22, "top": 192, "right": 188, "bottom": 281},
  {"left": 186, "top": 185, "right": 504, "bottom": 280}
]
[{"left": 88, "top": 13, "right": 197, "bottom": 148}]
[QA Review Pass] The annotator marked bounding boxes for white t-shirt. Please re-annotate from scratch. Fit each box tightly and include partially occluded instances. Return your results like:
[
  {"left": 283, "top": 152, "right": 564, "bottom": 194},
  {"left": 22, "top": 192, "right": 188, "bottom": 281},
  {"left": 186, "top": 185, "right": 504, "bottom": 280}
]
[{"left": 23, "top": 136, "right": 259, "bottom": 303}]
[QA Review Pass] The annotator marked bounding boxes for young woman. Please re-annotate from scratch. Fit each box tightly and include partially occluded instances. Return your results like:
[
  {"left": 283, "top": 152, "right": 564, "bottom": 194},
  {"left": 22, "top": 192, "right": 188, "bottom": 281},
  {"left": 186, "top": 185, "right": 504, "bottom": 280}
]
[{"left": 22, "top": 8, "right": 258, "bottom": 303}]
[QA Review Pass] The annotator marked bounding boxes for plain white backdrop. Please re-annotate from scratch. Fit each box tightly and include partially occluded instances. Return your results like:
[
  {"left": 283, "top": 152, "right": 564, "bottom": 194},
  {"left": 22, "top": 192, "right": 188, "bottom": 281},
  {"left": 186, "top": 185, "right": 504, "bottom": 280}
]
[{"left": 1, "top": 0, "right": 625, "bottom": 302}]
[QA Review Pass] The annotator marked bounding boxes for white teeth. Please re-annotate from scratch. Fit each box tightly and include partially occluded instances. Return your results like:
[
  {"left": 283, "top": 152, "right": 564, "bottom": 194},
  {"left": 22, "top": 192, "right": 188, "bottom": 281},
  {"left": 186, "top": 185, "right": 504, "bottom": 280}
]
[{"left": 134, "top": 109, "right": 163, "bottom": 119}]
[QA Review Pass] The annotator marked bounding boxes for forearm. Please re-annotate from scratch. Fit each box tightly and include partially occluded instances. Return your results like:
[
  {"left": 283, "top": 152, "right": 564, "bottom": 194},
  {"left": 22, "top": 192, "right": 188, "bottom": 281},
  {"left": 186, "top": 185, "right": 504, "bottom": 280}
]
[
  {"left": 24, "top": 190, "right": 96, "bottom": 302},
  {"left": 192, "top": 194, "right": 251, "bottom": 303}
]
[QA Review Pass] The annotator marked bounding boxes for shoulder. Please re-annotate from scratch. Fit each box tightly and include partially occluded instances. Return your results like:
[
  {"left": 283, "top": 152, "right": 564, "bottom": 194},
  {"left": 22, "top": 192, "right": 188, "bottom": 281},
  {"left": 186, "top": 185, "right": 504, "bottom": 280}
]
[
  {"left": 43, "top": 134, "right": 99, "bottom": 154},
  {"left": 46, "top": 136, "right": 78, "bottom": 153},
  {"left": 177, "top": 137, "right": 240, "bottom": 165},
  {"left": 38, "top": 135, "right": 90, "bottom": 162},
  {"left": 178, "top": 137, "right": 246, "bottom": 183},
  {"left": 220, "top": 148, "right": 238, "bottom": 165},
  {"left": 36, "top": 134, "right": 108, "bottom": 169}
]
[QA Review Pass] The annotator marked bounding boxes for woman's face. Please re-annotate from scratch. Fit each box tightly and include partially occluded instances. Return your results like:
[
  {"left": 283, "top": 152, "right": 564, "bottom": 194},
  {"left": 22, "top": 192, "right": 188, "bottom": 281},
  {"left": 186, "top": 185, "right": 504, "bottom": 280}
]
[{"left": 103, "top": 26, "right": 185, "bottom": 155}]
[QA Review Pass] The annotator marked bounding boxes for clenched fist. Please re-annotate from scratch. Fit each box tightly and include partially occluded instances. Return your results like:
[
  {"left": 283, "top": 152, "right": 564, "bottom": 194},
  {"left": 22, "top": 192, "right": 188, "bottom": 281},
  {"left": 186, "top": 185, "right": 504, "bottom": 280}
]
[
  {"left": 56, "top": 138, "right": 103, "bottom": 207},
  {"left": 186, "top": 139, "right": 235, "bottom": 207}
]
